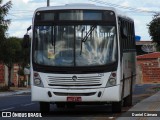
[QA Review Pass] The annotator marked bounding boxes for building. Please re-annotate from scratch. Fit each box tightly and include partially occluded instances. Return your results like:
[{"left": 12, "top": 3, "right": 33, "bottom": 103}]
[
  {"left": 136, "top": 41, "right": 156, "bottom": 55},
  {"left": 0, "top": 64, "right": 28, "bottom": 88},
  {"left": 137, "top": 52, "right": 160, "bottom": 84},
  {"left": 12, "top": 64, "right": 22, "bottom": 87},
  {"left": 0, "top": 64, "right": 8, "bottom": 87},
  {"left": 12, "top": 64, "right": 29, "bottom": 87}
]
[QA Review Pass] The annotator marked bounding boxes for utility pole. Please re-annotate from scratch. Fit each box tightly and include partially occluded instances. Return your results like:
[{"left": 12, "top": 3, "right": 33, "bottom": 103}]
[{"left": 47, "top": 0, "right": 50, "bottom": 7}]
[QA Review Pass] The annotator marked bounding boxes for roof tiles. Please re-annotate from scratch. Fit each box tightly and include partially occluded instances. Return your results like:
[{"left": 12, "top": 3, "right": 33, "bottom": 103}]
[{"left": 137, "top": 52, "right": 160, "bottom": 59}]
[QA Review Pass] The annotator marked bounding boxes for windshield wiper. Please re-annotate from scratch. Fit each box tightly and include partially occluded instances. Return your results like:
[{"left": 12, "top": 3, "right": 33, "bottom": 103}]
[
  {"left": 82, "top": 25, "right": 96, "bottom": 42},
  {"left": 51, "top": 26, "right": 56, "bottom": 53},
  {"left": 80, "top": 25, "right": 96, "bottom": 55}
]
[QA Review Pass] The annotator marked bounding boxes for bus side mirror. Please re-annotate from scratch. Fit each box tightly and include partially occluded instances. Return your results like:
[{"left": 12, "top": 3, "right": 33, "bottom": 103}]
[
  {"left": 121, "top": 27, "right": 128, "bottom": 39},
  {"left": 22, "top": 34, "right": 30, "bottom": 48}
]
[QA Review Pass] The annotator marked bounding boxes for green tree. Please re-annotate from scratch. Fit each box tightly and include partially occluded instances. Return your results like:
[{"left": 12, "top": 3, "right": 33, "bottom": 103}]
[
  {"left": 148, "top": 14, "right": 160, "bottom": 50},
  {"left": 0, "top": 0, "right": 12, "bottom": 43},
  {"left": 1, "top": 37, "right": 22, "bottom": 89},
  {"left": 0, "top": 0, "right": 12, "bottom": 88}
]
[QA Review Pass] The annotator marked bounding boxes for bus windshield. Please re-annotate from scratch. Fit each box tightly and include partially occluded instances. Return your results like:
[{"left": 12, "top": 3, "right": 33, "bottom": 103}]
[{"left": 33, "top": 25, "right": 117, "bottom": 67}]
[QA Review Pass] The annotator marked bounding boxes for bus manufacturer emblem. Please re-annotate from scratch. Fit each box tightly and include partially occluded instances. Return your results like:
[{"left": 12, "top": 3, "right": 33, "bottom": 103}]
[{"left": 72, "top": 76, "right": 77, "bottom": 81}]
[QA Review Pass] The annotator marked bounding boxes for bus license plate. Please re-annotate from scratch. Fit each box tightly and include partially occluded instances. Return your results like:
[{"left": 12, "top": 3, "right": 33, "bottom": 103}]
[{"left": 67, "top": 96, "right": 82, "bottom": 102}]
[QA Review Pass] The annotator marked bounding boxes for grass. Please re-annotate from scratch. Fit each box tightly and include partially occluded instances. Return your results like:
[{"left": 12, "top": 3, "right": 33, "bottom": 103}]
[{"left": 0, "top": 86, "right": 10, "bottom": 92}]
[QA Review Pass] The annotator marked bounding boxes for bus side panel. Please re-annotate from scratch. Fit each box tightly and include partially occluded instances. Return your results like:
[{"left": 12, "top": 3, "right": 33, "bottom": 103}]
[
  {"left": 122, "top": 52, "right": 136, "bottom": 98},
  {"left": 102, "top": 85, "right": 121, "bottom": 102}
]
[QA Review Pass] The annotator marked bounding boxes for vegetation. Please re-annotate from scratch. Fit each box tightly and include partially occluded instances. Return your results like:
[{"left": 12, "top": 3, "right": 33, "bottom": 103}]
[
  {"left": 148, "top": 14, "right": 160, "bottom": 50},
  {"left": 0, "top": 1, "right": 30, "bottom": 89},
  {"left": 0, "top": 0, "right": 12, "bottom": 43},
  {"left": 0, "top": 85, "right": 9, "bottom": 92},
  {"left": 1, "top": 37, "right": 22, "bottom": 88},
  {"left": 0, "top": 0, "right": 12, "bottom": 89},
  {"left": 1, "top": 37, "right": 30, "bottom": 88}
]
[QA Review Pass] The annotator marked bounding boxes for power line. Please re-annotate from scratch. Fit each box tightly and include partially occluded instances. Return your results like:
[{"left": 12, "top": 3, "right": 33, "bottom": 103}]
[
  {"left": 9, "top": 13, "right": 32, "bottom": 17},
  {"left": 89, "top": 0, "right": 159, "bottom": 14},
  {"left": 8, "top": 9, "right": 34, "bottom": 17},
  {"left": 6, "top": 1, "right": 158, "bottom": 20},
  {"left": 7, "top": 11, "right": 33, "bottom": 19},
  {"left": 11, "top": 17, "right": 32, "bottom": 20},
  {"left": 10, "top": 11, "right": 33, "bottom": 14},
  {"left": 11, "top": 9, "right": 34, "bottom": 12}
]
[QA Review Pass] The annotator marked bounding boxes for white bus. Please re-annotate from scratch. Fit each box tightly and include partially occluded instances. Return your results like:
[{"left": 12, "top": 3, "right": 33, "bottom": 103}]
[{"left": 24, "top": 3, "right": 136, "bottom": 113}]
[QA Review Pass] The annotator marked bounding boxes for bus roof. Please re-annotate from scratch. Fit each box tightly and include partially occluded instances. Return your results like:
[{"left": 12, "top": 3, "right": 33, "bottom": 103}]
[{"left": 34, "top": 3, "right": 133, "bottom": 21}]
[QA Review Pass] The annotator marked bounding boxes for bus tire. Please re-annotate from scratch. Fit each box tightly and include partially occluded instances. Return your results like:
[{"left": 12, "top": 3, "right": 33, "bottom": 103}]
[
  {"left": 112, "top": 101, "right": 122, "bottom": 113},
  {"left": 124, "top": 73, "right": 133, "bottom": 107},
  {"left": 39, "top": 102, "right": 50, "bottom": 113},
  {"left": 123, "top": 94, "right": 132, "bottom": 107}
]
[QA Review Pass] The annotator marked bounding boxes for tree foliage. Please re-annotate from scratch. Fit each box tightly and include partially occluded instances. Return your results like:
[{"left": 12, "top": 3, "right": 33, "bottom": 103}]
[
  {"left": 0, "top": 1, "right": 30, "bottom": 88},
  {"left": 1, "top": 37, "right": 22, "bottom": 67},
  {"left": 0, "top": 0, "right": 12, "bottom": 88},
  {"left": 0, "top": 0, "right": 12, "bottom": 43},
  {"left": 148, "top": 14, "right": 160, "bottom": 45},
  {"left": 0, "top": 37, "right": 22, "bottom": 88},
  {"left": 0, "top": 37, "right": 30, "bottom": 88}
]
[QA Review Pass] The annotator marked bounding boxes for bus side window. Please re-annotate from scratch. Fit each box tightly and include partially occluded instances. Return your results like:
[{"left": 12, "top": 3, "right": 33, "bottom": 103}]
[{"left": 120, "top": 26, "right": 128, "bottom": 39}]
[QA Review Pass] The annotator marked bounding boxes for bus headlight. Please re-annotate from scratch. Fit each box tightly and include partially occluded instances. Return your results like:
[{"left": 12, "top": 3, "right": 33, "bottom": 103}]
[
  {"left": 106, "top": 72, "right": 117, "bottom": 87},
  {"left": 107, "top": 78, "right": 116, "bottom": 87},
  {"left": 33, "top": 72, "right": 44, "bottom": 87},
  {"left": 34, "top": 78, "right": 41, "bottom": 85}
]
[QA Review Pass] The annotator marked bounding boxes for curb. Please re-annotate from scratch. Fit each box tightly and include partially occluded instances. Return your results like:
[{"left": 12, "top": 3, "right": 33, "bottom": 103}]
[{"left": 0, "top": 89, "right": 31, "bottom": 97}]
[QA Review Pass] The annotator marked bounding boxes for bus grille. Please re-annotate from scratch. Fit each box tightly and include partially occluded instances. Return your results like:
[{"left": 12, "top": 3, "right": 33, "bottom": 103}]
[{"left": 47, "top": 75, "right": 102, "bottom": 87}]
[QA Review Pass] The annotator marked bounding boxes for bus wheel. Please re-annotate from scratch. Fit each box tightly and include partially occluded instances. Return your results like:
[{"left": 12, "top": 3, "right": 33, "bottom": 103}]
[
  {"left": 123, "top": 94, "right": 132, "bottom": 107},
  {"left": 124, "top": 74, "right": 133, "bottom": 107},
  {"left": 39, "top": 102, "right": 50, "bottom": 113},
  {"left": 112, "top": 101, "right": 122, "bottom": 113}
]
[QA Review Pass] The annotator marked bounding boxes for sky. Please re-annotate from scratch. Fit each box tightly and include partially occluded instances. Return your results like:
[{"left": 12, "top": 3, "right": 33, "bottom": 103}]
[{"left": 2, "top": 0, "right": 160, "bottom": 40}]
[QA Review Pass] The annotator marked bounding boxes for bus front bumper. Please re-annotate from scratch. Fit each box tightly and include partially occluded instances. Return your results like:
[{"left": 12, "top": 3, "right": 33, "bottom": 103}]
[{"left": 31, "top": 85, "right": 121, "bottom": 102}]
